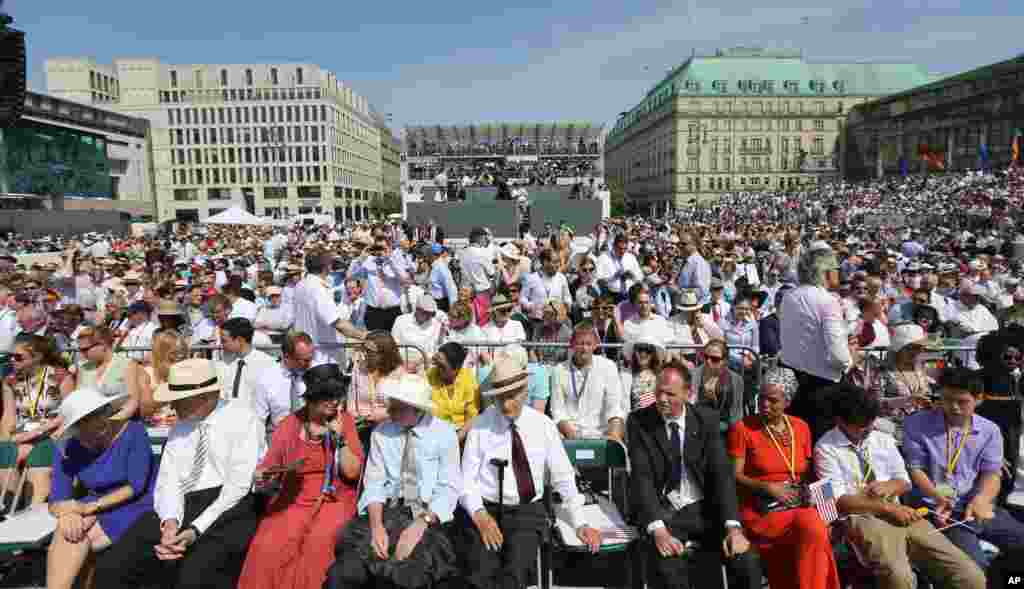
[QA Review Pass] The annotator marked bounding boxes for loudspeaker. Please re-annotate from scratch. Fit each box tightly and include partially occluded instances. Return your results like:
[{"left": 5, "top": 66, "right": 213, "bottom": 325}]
[{"left": 0, "top": 27, "right": 26, "bottom": 129}]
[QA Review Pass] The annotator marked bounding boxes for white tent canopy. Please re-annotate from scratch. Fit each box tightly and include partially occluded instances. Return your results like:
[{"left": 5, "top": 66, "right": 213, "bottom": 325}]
[{"left": 202, "top": 206, "right": 268, "bottom": 226}]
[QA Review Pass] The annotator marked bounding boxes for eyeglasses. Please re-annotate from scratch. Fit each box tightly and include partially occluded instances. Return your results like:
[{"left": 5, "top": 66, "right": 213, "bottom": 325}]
[
  {"left": 735, "top": 307, "right": 752, "bottom": 312},
  {"left": 705, "top": 354, "right": 725, "bottom": 363},
  {"left": 580, "top": 267, "right": 595, "bottom": 273},
  {"left": 11, "top": 354, "right": 26, "bottom": 362}
]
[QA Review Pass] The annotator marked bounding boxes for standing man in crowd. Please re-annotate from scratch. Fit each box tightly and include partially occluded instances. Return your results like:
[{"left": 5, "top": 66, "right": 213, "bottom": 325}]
[
  {"left": 596, "top": 234, "right": 642, "bottom": 304},
  {"left": 293, "top": 252, "right": 365, "bottom": 362},
  {"left": 350, "top": 237, "right": 413, "bottom": 333}
]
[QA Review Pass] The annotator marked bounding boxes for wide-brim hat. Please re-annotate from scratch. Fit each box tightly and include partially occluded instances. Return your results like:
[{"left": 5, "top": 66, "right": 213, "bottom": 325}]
[
  {"left": 479, "top": 356, "right": 529, "bottom": 398},
  {"left": 157, "top": 299, "right": 183, "bottom": 317},
  {"left": 155, "top": 358, "right": 221, "bottom": 402},
  {"left": 380, "top": 375, "right": 434, "bottom": 412},
  {"left": 490, "top": 293, "right": 515, "bottom": 311},
  {"left": 889, "top": 324, "right": 938, "bottom": 353},
  {"left": 674, "top": 288, "right": 703, "bottom": 312},
  {"left": 53, "top": 389, "right": 128, "bottom": 441}
]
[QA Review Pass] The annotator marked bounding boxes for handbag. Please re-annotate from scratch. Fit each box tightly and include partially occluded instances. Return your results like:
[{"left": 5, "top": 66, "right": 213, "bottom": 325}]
[{"left": 753, "top": 482, "right": 808, "bottom": 514}]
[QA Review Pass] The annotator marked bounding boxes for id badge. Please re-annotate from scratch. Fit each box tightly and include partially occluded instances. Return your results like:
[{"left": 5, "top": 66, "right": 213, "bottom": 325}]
[
  {"left": 22, "top": 422, "right": 41, "bottom": 433},
  {"left": 666, "top": 490, "right": 687, "bottom": 511}
]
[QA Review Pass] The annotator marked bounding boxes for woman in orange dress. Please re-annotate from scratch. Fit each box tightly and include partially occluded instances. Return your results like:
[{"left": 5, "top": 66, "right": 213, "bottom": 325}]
[
  {"left": 238, "top": 364, "right": 364, "bottom": 589},
  {"left": 726, "top": 367, "right": 840, "bottom": 589}
]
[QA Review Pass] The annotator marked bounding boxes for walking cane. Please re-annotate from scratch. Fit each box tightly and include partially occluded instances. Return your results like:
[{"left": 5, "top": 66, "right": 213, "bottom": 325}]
[{"left": 490, "top": 458, "right": 509, "bottom": 525}]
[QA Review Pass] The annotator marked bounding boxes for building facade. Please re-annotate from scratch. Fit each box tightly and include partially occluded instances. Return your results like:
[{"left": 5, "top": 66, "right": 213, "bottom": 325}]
[
  {"left": 403, "top": 121, "right": 603, "bottom": 195},
  {"left": 604, "top": 47, "right": 935, "bottom": 212},
  {"left": 0, "top": 90, "right": 154, "bottom": 216},
  {"left": 46, "top": 57, "right": 381, "bottom": 223},
  {"left": 845, "top": 54, "right": 1024, "bottom": 179},
  {"left": 376, "top": 115, "right": 401, "bottom": 203}
]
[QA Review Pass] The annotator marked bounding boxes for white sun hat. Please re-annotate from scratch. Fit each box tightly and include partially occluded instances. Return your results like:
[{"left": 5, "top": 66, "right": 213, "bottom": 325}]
[{"left": 53, "top": 388, "right": 129, "bottom": 441}]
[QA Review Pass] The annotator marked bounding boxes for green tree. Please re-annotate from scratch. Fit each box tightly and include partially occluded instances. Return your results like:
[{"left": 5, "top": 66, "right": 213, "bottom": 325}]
[{"left": 606, "top": 176, "right": 627, "bottom": 217}]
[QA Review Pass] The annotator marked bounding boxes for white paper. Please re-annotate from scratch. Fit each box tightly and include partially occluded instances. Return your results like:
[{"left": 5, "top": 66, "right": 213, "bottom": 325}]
[
  {"left": 553, "top": 496, "right": 636, "bottom": 547},
  {"left": 0, "top": 504, "right": 56, "bottom": 545}
]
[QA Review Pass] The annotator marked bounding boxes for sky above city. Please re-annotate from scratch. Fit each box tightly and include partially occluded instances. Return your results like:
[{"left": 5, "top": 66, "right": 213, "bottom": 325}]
[{"left": 9, "top": 0, "right": 1021, "bottom": 134}]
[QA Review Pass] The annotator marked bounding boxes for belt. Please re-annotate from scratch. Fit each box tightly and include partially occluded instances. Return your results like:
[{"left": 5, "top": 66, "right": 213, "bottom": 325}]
[{"left": 368, "top": 304, "right": 400, "bottom": 311}]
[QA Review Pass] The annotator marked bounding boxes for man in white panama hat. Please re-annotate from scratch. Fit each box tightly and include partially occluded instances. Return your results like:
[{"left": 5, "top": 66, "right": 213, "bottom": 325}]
[
  {"left": 325, "top": 374, "right": 461, "bottom": 589},
  {"left": 459, "top": 357, "right": 601, "bottom": 589},
  {"left": 94, "top": 358, "right": 264, "bottom": 589}
]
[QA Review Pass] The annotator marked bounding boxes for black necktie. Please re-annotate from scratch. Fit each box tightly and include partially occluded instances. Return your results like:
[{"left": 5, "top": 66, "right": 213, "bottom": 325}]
[
  {"left": 509, "top": 423, "right": 536, "bottom": 504},
  {"left": 231, "top": 359, "right": 246, "bottom": 399},
  {"left": 669, "top": 422, "right": 682, "bottom": 490}
]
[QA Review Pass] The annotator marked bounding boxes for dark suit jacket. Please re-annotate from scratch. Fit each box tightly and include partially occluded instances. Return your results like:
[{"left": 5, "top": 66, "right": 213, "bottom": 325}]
[
  {"left": 975, "top": 398, "right": 1023, "bottom": 504},
  {"left": 627, "top": 404, "right": 740, "bottom": 535}
]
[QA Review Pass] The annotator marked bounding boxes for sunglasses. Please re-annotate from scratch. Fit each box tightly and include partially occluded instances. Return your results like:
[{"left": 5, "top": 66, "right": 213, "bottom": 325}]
[
  {"left": 580, "top": 267, "right": 595, "bottom": 273},
  {"left": 11, "top": 354, "right": 26, "bottom": 362},
  {"left": 705, "top": 354, "right": 725, "bottom": 363}
]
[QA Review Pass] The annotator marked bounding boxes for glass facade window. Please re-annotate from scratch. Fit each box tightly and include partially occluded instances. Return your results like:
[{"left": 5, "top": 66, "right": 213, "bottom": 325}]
[{"left": 0, "top": 122, "right": 111, "bottom": 197}]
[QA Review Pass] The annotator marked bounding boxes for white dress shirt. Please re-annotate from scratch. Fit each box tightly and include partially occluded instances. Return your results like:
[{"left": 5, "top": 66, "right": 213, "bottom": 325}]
[
  {"left": 461, "top": 406, "right": 587, "bottom": 529},
  {"left": 458, "top": 245, "right": 497, "bottom": 293},
  {"left": 292, "top": 274, "right": 343, "bottom": 352},
  {"left": 622, "top": 315, "right": 675, "bottom": 352},
  {"left": 647, "top": 410, "right": 705, "bottom": 534},
  {"left": 217, "top": 348, "right": 278, "bottom": 403},
  {"left": 814, "top": 427, "right": 909, "bottom": 502},
  {"left": 519, "top": 272, "right": 572, "bottom": 319},
  {"left": 595, "top": 252, "right": 642, "bottom": 296},
  {"left": 780, "top": 285, "right": 851, "bottom": 383},
  {"left": 549, "top": 355, "right": 625, "bottom": 437},
  {"left": 229, "top": 297, "right": 259, "bottom": 322},
  {"left": 249, "top": 353, "right": 332, "bottom": 428},
  {"left": 482, "top": 320, "right": 527, "bottom": 343},
  {"left": 0, "top": 307, "right": 18, "bottom": 354},
  {"left": 154, "top": 400, "right": 264, "bottom": 533},
  {"left": 254, "top": 303, "right": 293, "bottom": 332},
  {"left": 391, "top": 313, "right": 445, "bottom": 370},
  {"left": 122, "top": 321, "right": 157, "bottom": 362}
]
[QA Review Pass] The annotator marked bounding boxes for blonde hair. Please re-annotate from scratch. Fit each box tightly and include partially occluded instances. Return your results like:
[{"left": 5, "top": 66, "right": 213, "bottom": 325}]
[{"left": 152, "top": 331, "right": 189, "bottom": 384}]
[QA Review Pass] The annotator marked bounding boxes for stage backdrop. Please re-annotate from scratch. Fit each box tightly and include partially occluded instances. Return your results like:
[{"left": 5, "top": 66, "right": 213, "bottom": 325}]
[{"left": 406, "top": 200, "right": 603, "bottom": 240}]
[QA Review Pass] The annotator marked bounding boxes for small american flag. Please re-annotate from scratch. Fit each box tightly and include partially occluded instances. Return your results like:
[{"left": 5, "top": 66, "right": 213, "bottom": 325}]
[
  {"left": 809, "top": 479, "right": 840, "bottom": 524},
  {"left": 598, "top": 527, "right": 637, "bottom": 544}
]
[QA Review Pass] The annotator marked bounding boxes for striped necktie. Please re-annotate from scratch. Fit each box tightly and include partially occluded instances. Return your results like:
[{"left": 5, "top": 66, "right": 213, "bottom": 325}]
[
  {"left": 400, "top": 426, "right": 422, "bottom": 514},
  {"left": 181, "top": 423, "right": 209, "bottom": 495}
]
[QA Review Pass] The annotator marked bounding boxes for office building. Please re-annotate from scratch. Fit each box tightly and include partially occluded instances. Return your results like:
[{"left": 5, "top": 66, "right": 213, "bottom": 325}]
[
  {"left": 846, "top": 53, "right": 1024, "bottom": 178},
  {"left": 0, "top": 90, "right": 153, "bottom": 216},
  {"left": 605, "top": 47, "right": 935, "bottom": 212},
  {"left": 46, "top": 57, "right": 381, "bottom": 222}
]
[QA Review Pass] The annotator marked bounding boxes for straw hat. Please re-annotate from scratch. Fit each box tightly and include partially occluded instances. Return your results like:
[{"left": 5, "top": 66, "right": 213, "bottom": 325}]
[
  {"left": 380, "top": 374, "right": 434, "bottom": 412},
  {"left": 889, "top": 324, "right": 936, "bottom": 354},
  {"left": 53, "top": 388, "right": 128, "bottom": 441},
  {"left": 490, "top": 293, "right": 515, "bottom": 311},
  {"left": 479, "top": 356, "right": 529, "bottom": 398},
  {"left": 157, "top": 300, "right": 183, "bottom": 317},
  {"left": 675, "top": 289, "right": 702, "bottom": 312},
  {"left": 155, "top": 359, "right": 222, "bottom": 402}
]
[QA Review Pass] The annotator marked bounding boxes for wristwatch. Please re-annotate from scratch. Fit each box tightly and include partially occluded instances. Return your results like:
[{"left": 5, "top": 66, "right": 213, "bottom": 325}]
[{"left": 418, "top": 511, "right": 438, "bottom": 527}]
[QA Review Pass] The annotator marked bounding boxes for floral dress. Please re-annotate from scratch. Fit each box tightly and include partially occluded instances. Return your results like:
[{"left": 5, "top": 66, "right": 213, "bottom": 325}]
[{"left": 11, "top": 366, "right": 62, "bottom": 432}]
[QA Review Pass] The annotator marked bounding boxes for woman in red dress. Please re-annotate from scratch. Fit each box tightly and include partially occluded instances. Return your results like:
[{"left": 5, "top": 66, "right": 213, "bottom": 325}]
[
  {"left": 726, "top": 367, "right": 840, "bottom": 589},
  {"left": 238, "top": 365, "right": 364, "bottom": 589}
]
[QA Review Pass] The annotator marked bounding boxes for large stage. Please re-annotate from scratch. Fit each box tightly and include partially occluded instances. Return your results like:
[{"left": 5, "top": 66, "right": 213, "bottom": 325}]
[{"left": 405, "top": 194, "right": 604, "bottom": 239}]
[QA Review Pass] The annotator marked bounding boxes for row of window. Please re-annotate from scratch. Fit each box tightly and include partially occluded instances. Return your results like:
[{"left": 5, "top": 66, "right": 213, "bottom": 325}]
[
  {"left": 170, "top": 67, "right": 305, "bottom": 90},
  {"left": 685, "top": 118, "right": 828, "bottom": 138},
  {"left": 89, "top": 71, "right": 119, "bottom": 96},
  {"left": 685, "top": 79, "right": 845, "bottom": 95},
  {"left": 683, "top": 175, "right": 815, "bottom": 192},
  {"left": 168, "top": 103, "right": 329, "bottom": 126},
  {"left": 172, "top": 165, "right": 330, "bottom": 188},
  {"left": 159, "top": 86, "right": 322, "bottom": 105},
  {"left": 172, "top": 185, "right": 375, "bottom": 202},
  {"left": 170, "top": 145, "right": 332, "bottom": 166},
  {"left": 169, "top": 125, "right": 327, "bottom": 146}
]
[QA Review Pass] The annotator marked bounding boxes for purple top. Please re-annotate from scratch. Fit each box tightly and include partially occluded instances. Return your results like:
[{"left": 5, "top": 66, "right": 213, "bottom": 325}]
[{"left": 902, "top": 409, "right": 1003, "bottom": 512}]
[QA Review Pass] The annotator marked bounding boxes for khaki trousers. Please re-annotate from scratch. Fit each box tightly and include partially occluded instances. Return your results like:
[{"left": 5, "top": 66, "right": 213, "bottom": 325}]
[{"left": 845, "top": 515, "right": 985, "bottom": 589}]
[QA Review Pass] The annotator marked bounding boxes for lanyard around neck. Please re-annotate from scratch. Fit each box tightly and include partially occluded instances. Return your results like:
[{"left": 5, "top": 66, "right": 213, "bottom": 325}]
[
  {"left": 570, "top": 363, "right": 590, "bottom": 402},
  {"left": 945, "top": 422, "right": 971, "bottom": 481},
  {"left": 761, "top": 416, "right": 796, "bottom": 482}
]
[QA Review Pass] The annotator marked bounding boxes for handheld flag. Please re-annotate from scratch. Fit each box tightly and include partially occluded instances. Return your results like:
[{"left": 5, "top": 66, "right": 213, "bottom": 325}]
[{"left": 809, "top": 479, "right": 839, "bottom": 524}]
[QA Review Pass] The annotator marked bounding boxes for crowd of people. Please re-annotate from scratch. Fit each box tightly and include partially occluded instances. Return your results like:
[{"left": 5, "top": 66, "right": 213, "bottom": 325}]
[{"left": 1, "top": 164, "right": 1024, "bottom": 588}]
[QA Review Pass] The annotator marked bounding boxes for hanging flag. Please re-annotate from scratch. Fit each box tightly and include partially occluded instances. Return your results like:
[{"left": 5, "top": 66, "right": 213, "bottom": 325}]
[
  {"left": 809, "top": 479, "right": 839, "bottom": 524},
  {"left": 980, "top": 142, "right": 990, "bottom": 165},
  {"left": 1013, "top": 129, "right": 1022, "bottom": 162},
  {"left": 899, "top": 157, "right": 908, "bottom": 177}
]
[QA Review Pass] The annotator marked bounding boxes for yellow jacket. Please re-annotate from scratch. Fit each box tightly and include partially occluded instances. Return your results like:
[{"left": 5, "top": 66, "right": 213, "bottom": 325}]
[{"left": 427, "top": 367, "right": 480, "bottom": 429}]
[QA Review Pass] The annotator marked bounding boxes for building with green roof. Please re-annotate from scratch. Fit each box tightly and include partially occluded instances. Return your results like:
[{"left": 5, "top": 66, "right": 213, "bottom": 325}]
[
  {"left": 845, "top": 53, "right": 1024, "bottom": 179},
  {"left": 604, "top": 47, "right": 932, "bottom": 211}
]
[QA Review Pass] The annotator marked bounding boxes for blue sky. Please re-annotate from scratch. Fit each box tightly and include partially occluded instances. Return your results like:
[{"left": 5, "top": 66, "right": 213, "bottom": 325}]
[{"left": 8, "top": 0, "right": 1020, "bottom": 134}]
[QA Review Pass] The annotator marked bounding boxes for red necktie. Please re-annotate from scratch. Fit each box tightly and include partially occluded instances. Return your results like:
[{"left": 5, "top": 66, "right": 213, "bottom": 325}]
[
  {"left": 510, "top": 423, "right": 536, "bottom": 504},
  {"left": 713, "top": 306, "right": 720, "bottom": 323},
  {"left": 859, "top": 321, "right": 876, "bottom": 348}
]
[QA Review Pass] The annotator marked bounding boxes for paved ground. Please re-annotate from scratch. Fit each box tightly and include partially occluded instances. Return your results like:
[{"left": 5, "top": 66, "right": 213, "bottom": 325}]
[{"left": 0, "top": 549, "right": 632, "bottom": 589}]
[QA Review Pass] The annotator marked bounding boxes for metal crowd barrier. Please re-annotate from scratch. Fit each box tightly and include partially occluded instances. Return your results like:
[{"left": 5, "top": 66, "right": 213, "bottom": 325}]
[
  {"left": 861, "top": 344, "right": 980, "bottom": 390},
  {"left": 92, "top": 341, "right": 431, "bottom": 373},
  {"left": 455, "top": 340, "right": 763, "bottom": 410}
]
